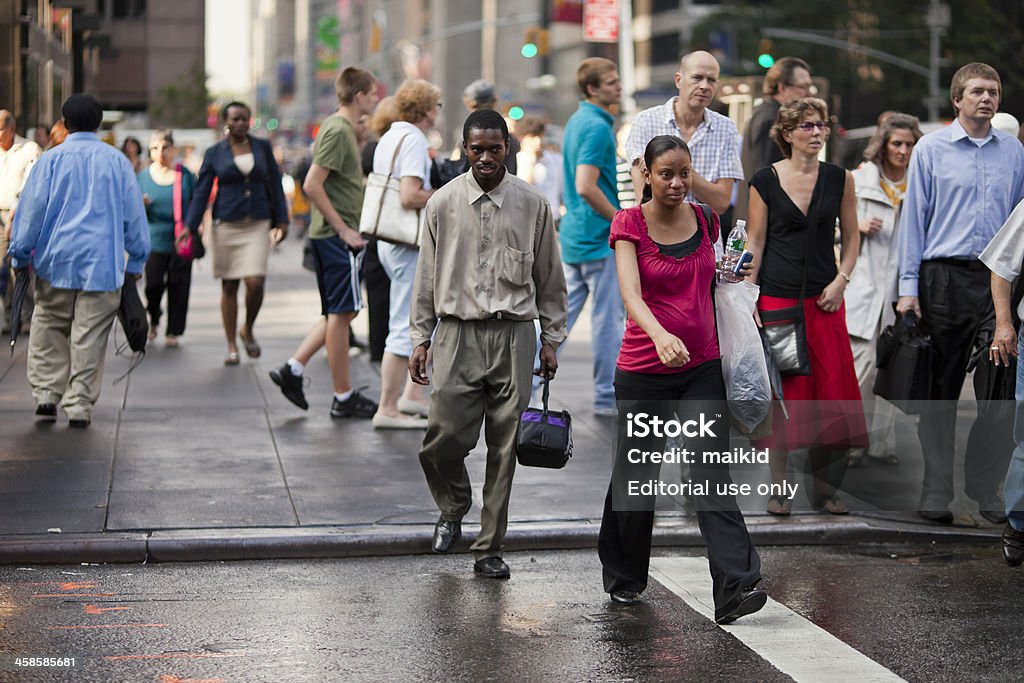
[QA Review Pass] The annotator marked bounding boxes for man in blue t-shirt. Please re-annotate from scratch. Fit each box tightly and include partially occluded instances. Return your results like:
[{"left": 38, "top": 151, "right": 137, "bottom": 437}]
[{"left": 560, "top": 57, "right": 623, "bottom": 416}]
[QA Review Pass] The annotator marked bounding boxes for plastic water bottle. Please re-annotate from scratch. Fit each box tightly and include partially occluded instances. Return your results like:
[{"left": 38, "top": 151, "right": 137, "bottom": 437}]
[{"left": 719, "top": 219, "right": 747, "bottom": 283}]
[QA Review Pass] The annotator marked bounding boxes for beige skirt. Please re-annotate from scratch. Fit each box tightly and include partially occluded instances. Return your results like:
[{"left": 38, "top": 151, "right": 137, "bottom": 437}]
[{"left": 211, "top": 219, "right": 271, "bottom": 279}]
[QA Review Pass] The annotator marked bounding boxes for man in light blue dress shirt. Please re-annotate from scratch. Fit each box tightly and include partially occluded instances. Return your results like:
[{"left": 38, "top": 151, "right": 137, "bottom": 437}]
[
  {"left": 8, "top": 94, "right": 150, "bottom": 428},
  {"left": 896, "top": 63, "right": 1024, "bottom": 523}
]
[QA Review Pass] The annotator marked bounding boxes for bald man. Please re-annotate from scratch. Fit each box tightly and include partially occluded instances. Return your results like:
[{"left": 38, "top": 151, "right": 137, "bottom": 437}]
[{"left": 625, "top": 51, "right": 742, "bottom": 232}]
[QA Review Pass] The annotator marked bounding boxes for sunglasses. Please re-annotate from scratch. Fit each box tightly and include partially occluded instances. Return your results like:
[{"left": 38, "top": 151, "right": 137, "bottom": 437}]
[{"left": 796, "top": 121, "right": 829, "bottom": 132}]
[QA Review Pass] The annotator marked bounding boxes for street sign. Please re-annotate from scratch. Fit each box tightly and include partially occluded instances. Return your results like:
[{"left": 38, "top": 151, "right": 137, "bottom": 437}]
[{"left": 584, "top": 0, "right": 618, "bottom": 43}]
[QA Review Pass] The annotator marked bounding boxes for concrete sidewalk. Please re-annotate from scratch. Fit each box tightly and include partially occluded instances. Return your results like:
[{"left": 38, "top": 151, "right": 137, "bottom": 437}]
[{"left": 0, "top": 238, "right": 1002, "bottom": 564}]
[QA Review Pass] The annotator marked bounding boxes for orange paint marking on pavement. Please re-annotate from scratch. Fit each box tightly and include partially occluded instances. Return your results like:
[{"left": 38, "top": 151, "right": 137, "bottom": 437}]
[
  {"left": 104, "top": 653, "right": 245, "bottom": 662},
  {"left": 58, "top": 581, "right": 98, "bottom": 590},
  {"left": 84, "top": 604, "right": 131, "bottom": 614},
  {"left": 32, "top": 593, "right": 116, "bottom": 598},
  {"left": 48, "top": 623, "right": 168, "bottom": 630},
  {"left": 160, "top": 676, "right": 227, "bottom": 683}
]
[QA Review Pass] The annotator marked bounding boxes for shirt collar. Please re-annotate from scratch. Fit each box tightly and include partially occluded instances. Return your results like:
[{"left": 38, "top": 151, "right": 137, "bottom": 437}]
[
  {"left": 465, "top": 167, "right": 512, "bottom": 208},
  {"left": 663, "top": 97, "right": 712, "bottom": 129},
  {"left": 948, "top": 118, "right": 994, "bottom": 144},
  {"left": 65, "top": 131, "right": 99, "bottom": 143},
  {"left": 578, "top": 100, "right": 613, "bottom": 125}
]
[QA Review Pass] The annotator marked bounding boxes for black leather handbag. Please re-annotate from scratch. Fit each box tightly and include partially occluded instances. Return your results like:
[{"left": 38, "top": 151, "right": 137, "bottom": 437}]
[
  {"left": 516, "top": 379, "right": 572, "bottom": 469},
  {"left": 873, "top": 311, "right": 933, "bottom": 414}
]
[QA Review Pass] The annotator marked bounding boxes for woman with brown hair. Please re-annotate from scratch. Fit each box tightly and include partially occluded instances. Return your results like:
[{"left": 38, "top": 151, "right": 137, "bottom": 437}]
[{"left": 745, "top": 97, "right": 866, "bottom": 515}]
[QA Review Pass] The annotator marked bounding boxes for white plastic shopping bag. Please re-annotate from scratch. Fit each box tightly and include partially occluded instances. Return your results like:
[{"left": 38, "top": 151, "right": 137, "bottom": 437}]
[{"left": 715, "top": 280, "right": 771, "bottom": 433}]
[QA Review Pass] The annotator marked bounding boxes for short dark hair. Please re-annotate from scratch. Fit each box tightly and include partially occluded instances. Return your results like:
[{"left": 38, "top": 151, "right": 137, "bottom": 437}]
[
  {"left": 221, "top": 101, "right": 251, "bottom": 122},
  {"left": 61, "top": 94, "right": 103, "bottom": 132},
  {"left": 515, "top": 115, "right": 545, "bottom": 138},
  {"left": 336, "top": 67, "right": 376, "bottom": 105},
  {"left": 463, "top": 109, "right": 509, "bottom": 145},
  {"left": 641, "top": 135, "right": 691, "bottom": 203}
]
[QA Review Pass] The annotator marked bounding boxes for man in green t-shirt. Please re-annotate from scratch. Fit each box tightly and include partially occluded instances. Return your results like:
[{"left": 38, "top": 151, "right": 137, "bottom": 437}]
[{"left": 270, "top": 67, "right": 379, "bottom": 418}]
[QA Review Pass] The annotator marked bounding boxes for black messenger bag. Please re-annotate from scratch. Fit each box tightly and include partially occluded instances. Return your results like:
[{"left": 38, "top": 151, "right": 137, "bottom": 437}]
[{"left": 516, "top": 379, "right": 573, "bottom": 469}]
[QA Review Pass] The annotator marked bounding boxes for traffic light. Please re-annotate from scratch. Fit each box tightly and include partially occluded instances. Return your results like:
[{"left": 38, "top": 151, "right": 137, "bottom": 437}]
[
  {"left": 522, "top": 27, "right": 549, "bottom": 58},
  {"left": 757, "top": 38, "right": 774, "bottom": 69}
]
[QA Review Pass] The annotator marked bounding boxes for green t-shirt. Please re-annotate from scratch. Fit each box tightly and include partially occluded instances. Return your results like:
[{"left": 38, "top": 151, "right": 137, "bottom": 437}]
[{"left": 309, "top": 114, "right": 364, "bottom": 240}]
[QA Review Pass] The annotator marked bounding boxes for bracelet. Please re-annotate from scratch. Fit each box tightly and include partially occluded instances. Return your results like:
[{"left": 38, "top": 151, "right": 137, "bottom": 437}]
[{"left": 838, "top": 271, "right": 851, "bottom": 283}]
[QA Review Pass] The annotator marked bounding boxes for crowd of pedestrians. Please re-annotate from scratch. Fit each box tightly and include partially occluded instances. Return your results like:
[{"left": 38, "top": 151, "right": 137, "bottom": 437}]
[{"left": 4, "top": 52, "right": 1024, "bottom": 603}]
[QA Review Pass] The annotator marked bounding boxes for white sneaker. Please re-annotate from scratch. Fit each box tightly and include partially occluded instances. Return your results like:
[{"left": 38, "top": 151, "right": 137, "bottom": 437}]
[{"left": 372, "top": 413, "right": 429, "bottom": 430}]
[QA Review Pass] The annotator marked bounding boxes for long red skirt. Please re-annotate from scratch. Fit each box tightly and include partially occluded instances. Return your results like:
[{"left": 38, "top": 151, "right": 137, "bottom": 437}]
[{"left": 755, "top": 295, "right": 869, "bottom": 451}]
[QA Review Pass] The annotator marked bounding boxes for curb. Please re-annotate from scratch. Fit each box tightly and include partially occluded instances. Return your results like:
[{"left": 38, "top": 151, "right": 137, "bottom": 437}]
[{"left": 0, "top": 516, "right": 1003, "bottom": 565}]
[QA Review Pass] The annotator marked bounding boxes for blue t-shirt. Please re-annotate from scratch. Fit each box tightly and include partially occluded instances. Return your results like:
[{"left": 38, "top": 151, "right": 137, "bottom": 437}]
[{"left": 560, "top": 101, "right": 620, "bottom": 264}]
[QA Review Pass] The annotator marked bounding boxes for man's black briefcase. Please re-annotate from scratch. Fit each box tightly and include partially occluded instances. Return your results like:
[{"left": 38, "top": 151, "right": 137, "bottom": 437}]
[
  {"left": 873, "top": 311, "right": 933, "bottom": 414},
  {"left": 516, "top": 379, "right": 572, "bottom": 469}
]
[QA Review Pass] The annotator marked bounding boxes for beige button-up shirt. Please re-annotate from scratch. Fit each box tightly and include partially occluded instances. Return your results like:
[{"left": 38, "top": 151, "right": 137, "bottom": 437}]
[
  {"left": 0, "top": 136, "right": 42, "bottom": 212},
  {"left": 410, "top": 170, "right": 568, "bottom": 350}
]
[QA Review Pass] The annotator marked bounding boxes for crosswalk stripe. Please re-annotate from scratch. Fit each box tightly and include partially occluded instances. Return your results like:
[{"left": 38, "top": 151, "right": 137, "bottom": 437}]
[{"left": 650, "top": 557, "right": 906, "bottom": 683}]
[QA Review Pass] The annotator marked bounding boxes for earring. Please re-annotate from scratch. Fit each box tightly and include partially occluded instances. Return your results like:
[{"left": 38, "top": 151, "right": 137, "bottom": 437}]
[{"left": 223, "top": 126, "right": 230, "bottom": 135}]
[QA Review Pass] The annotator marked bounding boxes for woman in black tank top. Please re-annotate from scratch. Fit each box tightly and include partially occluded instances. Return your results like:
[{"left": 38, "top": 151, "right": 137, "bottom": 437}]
[{"left": 744, "top": 98, "right": 867, "bottom": 516}]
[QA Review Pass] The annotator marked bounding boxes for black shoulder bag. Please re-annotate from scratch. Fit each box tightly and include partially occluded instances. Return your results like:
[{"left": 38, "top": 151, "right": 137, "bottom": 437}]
[{"left": 758, "top": 168, "right": 822, "bottom": 377}]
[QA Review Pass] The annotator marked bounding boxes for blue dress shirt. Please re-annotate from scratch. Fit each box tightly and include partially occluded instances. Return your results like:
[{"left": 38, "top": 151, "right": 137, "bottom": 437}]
[
  {"left": 897, "top": 119, "right": 1024, "bottom": 297},
  {"left": 9, "top": 132, "right": 150, "bottom": 291}
]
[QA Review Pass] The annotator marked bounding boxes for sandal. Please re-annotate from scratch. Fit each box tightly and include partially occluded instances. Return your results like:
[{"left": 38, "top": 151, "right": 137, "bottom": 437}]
[
  {"left": 224, "top": 352, "right": 240, "bottom": 366},
  {"left": 766, "top": 495, "right": 792, "bottom": 516},
  {"left": 148, "top": 326, "right": 158, "bottom": 341},
  {"left": 239, "top": 327, "right": 261, "bottom": 358},
  {"left": 165, "top": 335, "right": 180, "bottom": 348},
  {"left": 813, "top": 494, "right": 849, "bottom": 515}
]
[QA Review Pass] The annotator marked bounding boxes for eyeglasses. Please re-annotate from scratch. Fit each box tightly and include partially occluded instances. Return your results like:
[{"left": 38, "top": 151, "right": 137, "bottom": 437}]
[{"left": 795, "top": 120, "right": 829, "bottom": 132}]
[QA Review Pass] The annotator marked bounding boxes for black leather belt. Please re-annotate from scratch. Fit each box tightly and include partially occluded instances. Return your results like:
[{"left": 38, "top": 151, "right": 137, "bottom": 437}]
[{"left": 927, "top": 257, "right": 987, "bottom": 271}]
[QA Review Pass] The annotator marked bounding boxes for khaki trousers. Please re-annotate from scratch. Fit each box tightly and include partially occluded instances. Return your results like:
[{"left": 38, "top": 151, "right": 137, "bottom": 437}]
[
  {"left": 28, "top": 279, "right": 120, "bottom": 420},
  {"left": 418, "top": 318, "right": 536, "bottom": 560}
]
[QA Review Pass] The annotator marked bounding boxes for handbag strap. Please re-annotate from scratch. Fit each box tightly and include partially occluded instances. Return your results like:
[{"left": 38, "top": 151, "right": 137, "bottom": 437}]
[
  {"left": 541, "top": 378, "right": 551, "bottom": 416},
  {"left": 172, "top": 164, "right": 183, "bottom": 224},
  {"left": 370, "top": 133, "right": 412, "bottom": 232}
]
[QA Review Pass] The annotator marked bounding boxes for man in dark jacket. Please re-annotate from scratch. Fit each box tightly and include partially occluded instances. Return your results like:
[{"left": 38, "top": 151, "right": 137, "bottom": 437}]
[{"left": 735, "top": 57, "right": 812, "bottom": 220}]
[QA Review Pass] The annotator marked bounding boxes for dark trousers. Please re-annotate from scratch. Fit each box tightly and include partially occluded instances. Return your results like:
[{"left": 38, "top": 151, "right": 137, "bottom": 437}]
[
  {"left": 144, "top": 251, "right": 193, "bottom": 336},
  {"left": 598, "top": 360, "right": 761, "bottom": 613},
  {"left": 362, "top": 238, "right": 390, "bottom": 362},
  {"left": 917, "top": 260, "right": 1012, "bottom": 507}
]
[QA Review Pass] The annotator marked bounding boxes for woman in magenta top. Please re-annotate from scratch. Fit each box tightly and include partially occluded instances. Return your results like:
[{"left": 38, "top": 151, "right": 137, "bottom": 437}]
[{"left": 597, "top": 135, "right": 765, "bottom": 625}]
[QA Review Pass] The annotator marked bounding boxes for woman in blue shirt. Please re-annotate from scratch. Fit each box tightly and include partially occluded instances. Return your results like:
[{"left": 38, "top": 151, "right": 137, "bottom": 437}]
[{"left": 139, "top": 129, "right": 196, "bottom": 347}]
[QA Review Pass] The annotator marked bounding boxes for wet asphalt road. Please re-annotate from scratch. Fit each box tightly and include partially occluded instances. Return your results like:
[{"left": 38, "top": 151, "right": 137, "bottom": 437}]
[{"left": 0, "top": 541, "right": 1020, "bottom": 682}]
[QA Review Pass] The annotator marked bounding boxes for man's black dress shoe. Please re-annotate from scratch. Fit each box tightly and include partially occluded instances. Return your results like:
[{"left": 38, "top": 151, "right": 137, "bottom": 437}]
[
  {"left": 715, "top": 585, "right": 768, "bottom": 624},
  {"left": 35, "top": 403, "right": 57, "bottom": 419},
  {"left": 610, "top": 590, "right": 642, "bottom": 605},
  {"left": 432, "top": 517, "right": 461, "bottom": 554},
  {"left": 68, "top": 418, "right": 90, "bottom": 429},
  {"left": 918, "top": 509, "right": 954, "bottom": 524},
  {"left": 1003, "top": 522, "right": 1024, "bottom": 567},
  {"left": 473, "top": 557, "right": 510, "bottom": 579}
]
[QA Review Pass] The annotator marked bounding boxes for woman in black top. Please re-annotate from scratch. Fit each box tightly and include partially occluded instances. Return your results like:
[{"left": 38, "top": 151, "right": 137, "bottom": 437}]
[{"left": 745, "top": 98, "right": 866, "bottom": 515}]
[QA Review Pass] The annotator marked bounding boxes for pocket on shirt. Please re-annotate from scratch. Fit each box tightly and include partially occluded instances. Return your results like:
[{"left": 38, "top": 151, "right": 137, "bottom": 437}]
[{"left": 499, "top": 246, "right": 534, "bottom": 286}]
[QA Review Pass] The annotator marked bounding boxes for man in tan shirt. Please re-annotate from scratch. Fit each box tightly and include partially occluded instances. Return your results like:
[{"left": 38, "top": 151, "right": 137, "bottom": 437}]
[{"left": 409, "top": 109, "right": 567, "bottom": 579}]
